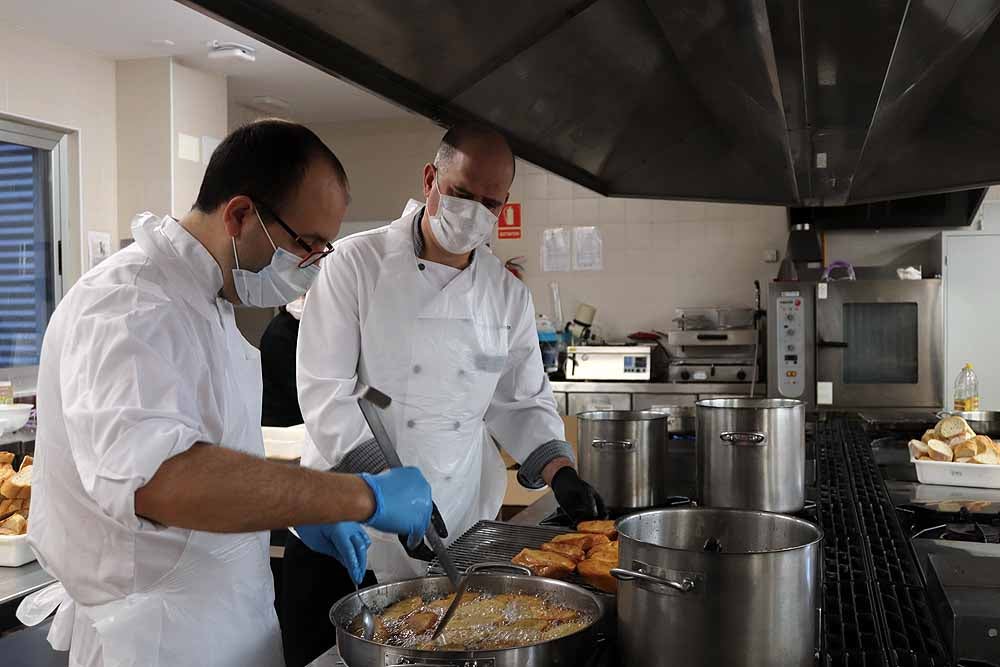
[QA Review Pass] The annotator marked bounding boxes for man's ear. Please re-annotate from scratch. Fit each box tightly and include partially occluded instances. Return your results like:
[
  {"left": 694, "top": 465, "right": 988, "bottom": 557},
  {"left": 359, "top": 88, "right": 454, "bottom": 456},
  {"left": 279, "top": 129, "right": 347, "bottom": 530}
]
[{"left": 222, "top": 195, "right": 254, "bottom": 239}]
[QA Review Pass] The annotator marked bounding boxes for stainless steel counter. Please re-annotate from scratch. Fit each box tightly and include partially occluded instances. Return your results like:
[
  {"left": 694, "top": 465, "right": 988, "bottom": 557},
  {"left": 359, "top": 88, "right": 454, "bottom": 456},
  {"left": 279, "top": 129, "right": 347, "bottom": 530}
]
[
  {"left": 0, "top": 561, "right": 54, "bottom": 607},
  {"left": 550, "top": 381, "right": 763, "bottom": 395}
]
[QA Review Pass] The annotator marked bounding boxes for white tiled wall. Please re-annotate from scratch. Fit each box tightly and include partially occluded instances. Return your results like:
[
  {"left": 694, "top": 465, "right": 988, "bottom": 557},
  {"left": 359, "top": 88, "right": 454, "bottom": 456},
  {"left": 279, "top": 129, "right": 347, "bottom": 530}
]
[{"left": 495, "top": 161, "right": 789, "bottom": 340}]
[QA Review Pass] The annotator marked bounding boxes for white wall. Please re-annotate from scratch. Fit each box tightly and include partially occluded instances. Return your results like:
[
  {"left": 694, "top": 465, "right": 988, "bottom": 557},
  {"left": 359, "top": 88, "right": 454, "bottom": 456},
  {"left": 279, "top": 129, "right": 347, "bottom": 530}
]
[
  {"left": 497, "top": 162, "right": 787, "bottom": 339},
  {"left": 309, "top": 117, "right": 443, "bottom": 223},
  {"left": 116, "top": 59, "right": 171, "bottom": 240},
  {"left": 306, "top": 118, "right": 787, "bottom": 339},
  {"left": 0, "top": 23, "right": 118, "bottom": 287},
  {"left": 171, "top": 62, "right": 227, "bottom": 216}
]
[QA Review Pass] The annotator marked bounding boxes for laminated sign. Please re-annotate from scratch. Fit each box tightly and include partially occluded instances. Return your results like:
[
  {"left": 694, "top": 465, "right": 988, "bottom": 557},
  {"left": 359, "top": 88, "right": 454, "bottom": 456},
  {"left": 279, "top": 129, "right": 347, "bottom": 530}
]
[{"left": 498, "top": 203, "right": 522, "bottom": 239}]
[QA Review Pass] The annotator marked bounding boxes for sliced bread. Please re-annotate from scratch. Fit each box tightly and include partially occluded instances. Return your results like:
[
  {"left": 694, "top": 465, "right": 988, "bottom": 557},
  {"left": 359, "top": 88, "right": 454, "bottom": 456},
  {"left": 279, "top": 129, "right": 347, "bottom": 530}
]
[
  {"left": 953, "top": 440, "right": 978, "bottom": 460},
  {"left": 937, "top": 416, "right": 969, "bottom": 439},
  {"left": 0, "top": 512, "right": 26, "bottom": 535},
  {"left": 973, "top": 449, "right": 1000, "bottom": 466},
  {"left": 921, "top": 429, "right": 937, "bottom": 444},
  {"left": 0, "top": 464, "right": 30, "bottom": 499},
  {"left": 908, "top": 439, "right": 930, "bottom": 459},
  {"left": 0, "top": 452, "right": 13, "bottom": 466},
  {"left": 927, "top": 439, "right": 954, "bottom": 462}
]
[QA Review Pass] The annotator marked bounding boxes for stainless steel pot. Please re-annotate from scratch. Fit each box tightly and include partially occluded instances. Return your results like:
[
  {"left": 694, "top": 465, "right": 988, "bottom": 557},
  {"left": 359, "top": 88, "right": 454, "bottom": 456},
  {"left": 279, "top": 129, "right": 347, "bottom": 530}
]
[
  {"left": 612, "top": 508, "right": 823, "bottom": 667},
  {"left": 331, "top": 566, "right": 604, "bottom": 667},
  {"left": 577, "top": 410, "right": 672, "bottom": 509},
  {"left": 696, "top": 397, "right": 805, "bottom": 512}
]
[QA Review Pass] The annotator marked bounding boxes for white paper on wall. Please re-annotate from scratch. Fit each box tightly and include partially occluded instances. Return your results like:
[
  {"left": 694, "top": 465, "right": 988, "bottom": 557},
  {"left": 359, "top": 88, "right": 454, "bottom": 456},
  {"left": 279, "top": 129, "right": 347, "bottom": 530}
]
[
  {"left": 541, "top": 227, "right": 571, "bottom": 272},
  {"left": 573, "top": 226, "right": 603, "bottom": 271}
]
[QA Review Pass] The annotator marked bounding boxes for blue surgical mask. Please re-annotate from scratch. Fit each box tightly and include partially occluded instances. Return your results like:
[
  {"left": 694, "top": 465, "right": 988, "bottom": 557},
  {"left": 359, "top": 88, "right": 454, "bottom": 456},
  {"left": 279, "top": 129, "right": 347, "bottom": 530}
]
[{"left": 232, "top": 210, "right": 320, "bottom": 307}]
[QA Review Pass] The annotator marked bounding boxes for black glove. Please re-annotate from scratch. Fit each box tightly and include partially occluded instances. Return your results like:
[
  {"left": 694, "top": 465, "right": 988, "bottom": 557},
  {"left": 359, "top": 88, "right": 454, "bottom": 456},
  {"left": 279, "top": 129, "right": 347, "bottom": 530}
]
[
  {"left": 550, "top": 467, "right": 608, "bottom": 523},
  {"left": 398, "top": 501, "right": 449, "bottom": 561}
]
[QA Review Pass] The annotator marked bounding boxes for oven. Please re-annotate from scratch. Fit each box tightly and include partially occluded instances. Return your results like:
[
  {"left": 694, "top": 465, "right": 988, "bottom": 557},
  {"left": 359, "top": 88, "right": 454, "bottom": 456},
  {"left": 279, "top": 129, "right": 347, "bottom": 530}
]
[{"left": 768, "top": 279, "right": 943, "bottom": 409}]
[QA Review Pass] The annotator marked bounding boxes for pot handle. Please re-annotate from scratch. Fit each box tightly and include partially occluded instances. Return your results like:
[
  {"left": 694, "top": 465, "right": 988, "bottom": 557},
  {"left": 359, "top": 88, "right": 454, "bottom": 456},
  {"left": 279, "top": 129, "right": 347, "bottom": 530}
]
[
  {"left": 591, "top": 439, "right": 635, "bottom": 451},
  {"left": 610, "top": 567, "right": 696, "bottom": 593},
  {"left": 719, "top": 431, "right": 767, "bottom": 446},
  {"left": 465, "top": 562, "right": 532, "bottom": 576}
]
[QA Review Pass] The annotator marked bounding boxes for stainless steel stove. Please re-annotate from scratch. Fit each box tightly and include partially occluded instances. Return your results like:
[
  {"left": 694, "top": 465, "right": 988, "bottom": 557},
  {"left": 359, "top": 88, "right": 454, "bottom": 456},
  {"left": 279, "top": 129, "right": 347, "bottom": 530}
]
[{"left": 872, "top": 434, "right": 1000, "bottom": 666}]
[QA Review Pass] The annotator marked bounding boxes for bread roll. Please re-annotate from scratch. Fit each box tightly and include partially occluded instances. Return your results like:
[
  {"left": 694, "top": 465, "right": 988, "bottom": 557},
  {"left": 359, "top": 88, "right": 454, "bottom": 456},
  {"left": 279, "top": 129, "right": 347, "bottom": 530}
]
[
  {"left": 0, "top": 465, "right": 30, "bottom": 499},
  {"left": 921, "top": 429, "right": 937, "bottom": 444},
  {"left": 973, "top": 449, "right": 999, "bottom": 465},
  {"left": 908, "top": 439, "right": 930, "bottom": 459},
  {"left": 948, "top": 432, "right": 975, "bottom": 447},
  {"left": 936, "top": 416, "right": 969, "bottom": 439},
  {"left": 955, "top": 457, "right": 974, "bottom": 464},
  {"left": 918, "top": 455, "right": 933, "bottom": 461},
  {"left": 0, "top": 452, "right": 13, "bottom": 466},
  {"left": 973, "top": 435, "right": 994, "bottom": 455},
  {"left": 0, "top": 512, "right": 26, "bottom": 535},
  {"left": 927, "top": 439, "right": 953, "bottom": 462},
  {"left": 953, "top": 440, "right": 978, "bottom": 460}
]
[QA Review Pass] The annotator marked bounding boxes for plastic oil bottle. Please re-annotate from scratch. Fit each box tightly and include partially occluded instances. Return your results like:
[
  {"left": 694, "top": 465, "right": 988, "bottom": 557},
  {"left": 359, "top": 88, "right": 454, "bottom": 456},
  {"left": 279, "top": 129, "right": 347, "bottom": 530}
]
[{"left": 953, "top": 363, "right": 980, "bottom": 411}]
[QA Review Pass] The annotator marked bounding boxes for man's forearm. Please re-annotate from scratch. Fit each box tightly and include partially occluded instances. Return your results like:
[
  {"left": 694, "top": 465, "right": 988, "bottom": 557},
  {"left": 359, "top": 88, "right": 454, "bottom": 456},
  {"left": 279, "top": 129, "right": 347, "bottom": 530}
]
[{"left": 135, "top": 443, "right": 375, "bottom": 532}]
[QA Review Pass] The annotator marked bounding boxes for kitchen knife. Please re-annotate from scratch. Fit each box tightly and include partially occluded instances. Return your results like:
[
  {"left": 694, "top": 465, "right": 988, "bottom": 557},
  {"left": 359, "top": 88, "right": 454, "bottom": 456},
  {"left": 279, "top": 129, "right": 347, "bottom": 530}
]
[{"left": 357, "top": 386, "right": 462, "bottom": 589}]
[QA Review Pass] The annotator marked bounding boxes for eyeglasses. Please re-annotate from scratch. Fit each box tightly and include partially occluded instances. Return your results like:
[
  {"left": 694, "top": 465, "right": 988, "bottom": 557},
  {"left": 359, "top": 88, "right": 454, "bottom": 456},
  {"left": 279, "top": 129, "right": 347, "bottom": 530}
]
[{"left": 255, "top": 201, "right": 334, "bottom": 268}]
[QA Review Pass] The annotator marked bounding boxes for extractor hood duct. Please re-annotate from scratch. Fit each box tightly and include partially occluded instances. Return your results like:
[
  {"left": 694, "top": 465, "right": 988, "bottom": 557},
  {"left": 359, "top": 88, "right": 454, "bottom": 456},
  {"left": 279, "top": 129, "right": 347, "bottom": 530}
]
[{"left": 180, "top": 0, "right": 1000, "bottom": 207}]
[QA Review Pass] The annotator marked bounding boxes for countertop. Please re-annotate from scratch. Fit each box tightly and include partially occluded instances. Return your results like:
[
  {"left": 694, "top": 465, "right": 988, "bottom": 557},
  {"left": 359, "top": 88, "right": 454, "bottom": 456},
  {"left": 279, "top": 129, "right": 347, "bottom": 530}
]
[
  {"left": 0, "top": 561, "right": 53, "bottom": 607},
  {"left": 550, "top": 380, "right": 764, "bottom": 394}
]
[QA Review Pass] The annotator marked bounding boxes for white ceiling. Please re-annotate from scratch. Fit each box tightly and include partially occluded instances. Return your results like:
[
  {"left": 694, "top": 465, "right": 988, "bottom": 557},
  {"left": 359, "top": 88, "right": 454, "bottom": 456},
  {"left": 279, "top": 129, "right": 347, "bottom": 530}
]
[{"left": 3, "top": 0, "right": 413, "bottom": 124}]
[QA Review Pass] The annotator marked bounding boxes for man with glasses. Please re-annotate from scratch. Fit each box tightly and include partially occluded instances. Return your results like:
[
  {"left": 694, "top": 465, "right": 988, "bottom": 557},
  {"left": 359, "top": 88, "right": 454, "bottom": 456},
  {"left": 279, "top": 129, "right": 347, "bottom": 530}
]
[
  {"left": 22, "top": 119, "right": 432, "bottom": 667},
  {"left": 282, "top": 123, "right": 606, "bottom": 666}
]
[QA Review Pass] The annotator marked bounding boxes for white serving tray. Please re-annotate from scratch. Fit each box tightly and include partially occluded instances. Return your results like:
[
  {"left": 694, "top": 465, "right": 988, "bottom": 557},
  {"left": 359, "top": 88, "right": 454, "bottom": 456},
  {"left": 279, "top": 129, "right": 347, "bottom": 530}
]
[
  {"left": 0, "top": 533, "right": 36, "bottom": 567},
  {"left": 911, "top": 456, "right": 1000, "bottom": 489}
]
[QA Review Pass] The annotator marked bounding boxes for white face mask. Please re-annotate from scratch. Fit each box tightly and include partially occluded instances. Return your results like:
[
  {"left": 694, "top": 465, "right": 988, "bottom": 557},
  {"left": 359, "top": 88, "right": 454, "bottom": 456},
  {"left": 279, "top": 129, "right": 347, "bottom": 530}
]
[
  {"left": 427, "top": 177, "right": 499, "bottom": 254},
  {"left": 232, "top": 210, "right": 320, "bottom": 307}
]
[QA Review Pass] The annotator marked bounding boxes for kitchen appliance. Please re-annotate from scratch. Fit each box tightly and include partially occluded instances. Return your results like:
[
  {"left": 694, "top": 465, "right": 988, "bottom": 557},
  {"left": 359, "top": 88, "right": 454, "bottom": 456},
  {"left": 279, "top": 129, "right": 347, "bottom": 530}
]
[
  {"left": 577, "top": 410, "right": 671, "bottom": 510},
  {"left": 768, "top": 279, "right": 943, "bottom": 409},
  {"left": 696, "top": 397, "right": 806, "bottom": 513},
  {"left": 331, "top": 568, "right": 604, "bottom": 666},
  {"left": 904, "top": 505, "right": 1000, "bottom": 666},
  {"left": 611, "top": 507, "right": 823, "bottom": 667},
  {"left": 566, "top": 345, "right": 655, "bottom": 381},
  {"left": 666, "top": 307, "right": 760, "bottom": 385}
]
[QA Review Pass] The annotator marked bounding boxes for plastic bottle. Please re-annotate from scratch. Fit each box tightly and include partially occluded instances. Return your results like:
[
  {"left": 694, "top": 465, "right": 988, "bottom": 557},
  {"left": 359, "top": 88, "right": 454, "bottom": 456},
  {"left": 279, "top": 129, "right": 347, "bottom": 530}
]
[
  {"left": 535, "top": 316, "right": 560, "bottom": 374},
  {"left": 953, "top": 363, "right": 980, "bottom": 412}
]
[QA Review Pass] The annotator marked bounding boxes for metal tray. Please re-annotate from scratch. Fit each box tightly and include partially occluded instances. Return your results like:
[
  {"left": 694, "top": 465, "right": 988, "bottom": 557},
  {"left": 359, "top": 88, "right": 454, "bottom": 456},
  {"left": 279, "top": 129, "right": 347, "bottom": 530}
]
[{"left": 427, "top": 521, "right": 613, "bottom": 597}]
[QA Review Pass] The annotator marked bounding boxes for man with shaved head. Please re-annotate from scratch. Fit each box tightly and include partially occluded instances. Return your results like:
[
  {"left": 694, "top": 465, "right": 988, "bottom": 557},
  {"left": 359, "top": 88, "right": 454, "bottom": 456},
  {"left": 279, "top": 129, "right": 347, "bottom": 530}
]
[{"left": 281, "top": 122, "right": 605, "bottom": 665}]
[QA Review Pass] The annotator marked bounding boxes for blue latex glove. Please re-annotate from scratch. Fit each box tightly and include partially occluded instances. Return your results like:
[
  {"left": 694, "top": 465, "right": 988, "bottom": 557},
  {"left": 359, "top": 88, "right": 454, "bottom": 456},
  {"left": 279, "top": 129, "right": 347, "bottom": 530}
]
[
  {"left": 360, "top": 467, "right": 432, "bottom": 549},
  {"left": 295, "top": 522, "right": 371, "bottom": 584}
]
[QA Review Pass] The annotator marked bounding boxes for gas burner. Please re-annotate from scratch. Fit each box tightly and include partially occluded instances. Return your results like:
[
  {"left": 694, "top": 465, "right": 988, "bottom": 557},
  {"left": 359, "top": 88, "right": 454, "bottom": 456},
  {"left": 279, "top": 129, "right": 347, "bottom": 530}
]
[{"left": 943, "top": 522, "right": 1000, "bottom": 544}]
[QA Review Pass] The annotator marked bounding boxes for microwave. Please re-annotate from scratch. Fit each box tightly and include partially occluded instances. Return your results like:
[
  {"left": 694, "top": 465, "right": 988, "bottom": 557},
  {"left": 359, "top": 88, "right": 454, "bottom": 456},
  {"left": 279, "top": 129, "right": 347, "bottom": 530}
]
[{"left": 767, "top": 280, "right": 943, "bottom": 409}]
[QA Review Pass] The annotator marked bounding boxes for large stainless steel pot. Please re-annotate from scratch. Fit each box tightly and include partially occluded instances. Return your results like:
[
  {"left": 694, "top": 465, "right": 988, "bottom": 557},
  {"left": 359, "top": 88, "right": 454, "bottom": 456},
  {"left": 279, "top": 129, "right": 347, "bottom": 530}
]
[
  {"left": 577, "top": 410, "right": 672, "bottom": 509},
  {"left": 696, "top": 397, "right": 805, "bottom": 512},
  {"left": 331, "top": 567, "right": 604, "bottom": 667},
  {"left": 612, "top": 508, "right": 823, "bottom": 667}
]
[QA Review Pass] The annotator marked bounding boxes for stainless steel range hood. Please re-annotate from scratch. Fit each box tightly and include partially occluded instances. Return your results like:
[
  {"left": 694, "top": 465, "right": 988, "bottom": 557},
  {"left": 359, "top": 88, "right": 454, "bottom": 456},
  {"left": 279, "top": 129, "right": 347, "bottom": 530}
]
[{"left": 180, "top": 0, "right": 1000, "bottom": 207}]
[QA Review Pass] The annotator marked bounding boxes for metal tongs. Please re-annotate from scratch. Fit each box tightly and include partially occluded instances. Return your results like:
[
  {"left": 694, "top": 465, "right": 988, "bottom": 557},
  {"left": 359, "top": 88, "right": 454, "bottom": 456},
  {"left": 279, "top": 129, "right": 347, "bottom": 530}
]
[{"left": 356, "top": 385, "right": 462, "bottom": 588}]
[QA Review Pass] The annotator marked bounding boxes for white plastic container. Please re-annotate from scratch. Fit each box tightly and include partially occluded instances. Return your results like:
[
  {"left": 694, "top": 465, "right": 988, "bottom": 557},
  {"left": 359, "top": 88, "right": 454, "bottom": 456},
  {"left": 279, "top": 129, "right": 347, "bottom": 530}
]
[
  {"left": 911, "top": 456, "right": 1000, "bottom": 489},
  {"left": 0, "top": 533, "right": 36, "bottom": 567}
]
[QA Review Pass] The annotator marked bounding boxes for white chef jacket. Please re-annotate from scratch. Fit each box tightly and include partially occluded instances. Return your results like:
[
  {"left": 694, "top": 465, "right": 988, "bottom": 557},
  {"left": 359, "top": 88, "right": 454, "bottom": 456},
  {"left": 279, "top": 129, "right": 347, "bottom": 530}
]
[
  {"left": 296, "top": 204, "right": 568, "bottom": 581},
  {"left": 26, "top": 213, "right": 282, "bottom": 666}
]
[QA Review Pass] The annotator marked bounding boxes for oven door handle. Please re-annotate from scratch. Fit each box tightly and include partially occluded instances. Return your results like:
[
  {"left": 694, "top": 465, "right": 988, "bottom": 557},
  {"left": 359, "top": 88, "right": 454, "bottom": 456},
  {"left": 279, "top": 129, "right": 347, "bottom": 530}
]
[{"left": 818, "top": 339, "right": 848, "bottom": 348}]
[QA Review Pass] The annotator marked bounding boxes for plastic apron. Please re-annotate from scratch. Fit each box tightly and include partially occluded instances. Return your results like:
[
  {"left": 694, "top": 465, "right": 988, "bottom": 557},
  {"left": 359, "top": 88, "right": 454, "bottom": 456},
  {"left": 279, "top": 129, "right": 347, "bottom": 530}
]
[
  {"left": 361, "top": 213, "right": 509, "bottom": 583},
  {"left": 17, "top": 218, "right": 283, "bottom": 667}
]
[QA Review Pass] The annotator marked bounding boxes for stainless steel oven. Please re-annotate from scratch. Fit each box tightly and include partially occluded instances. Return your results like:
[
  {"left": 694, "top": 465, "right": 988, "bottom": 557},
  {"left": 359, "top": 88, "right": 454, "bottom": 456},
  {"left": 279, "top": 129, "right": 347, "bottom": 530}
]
[{"left": 768, "top": 280, "right": 942, "bottom": 409}]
